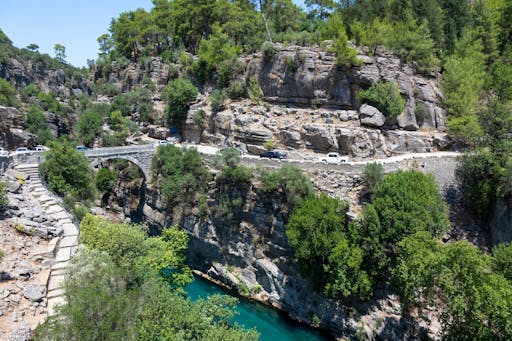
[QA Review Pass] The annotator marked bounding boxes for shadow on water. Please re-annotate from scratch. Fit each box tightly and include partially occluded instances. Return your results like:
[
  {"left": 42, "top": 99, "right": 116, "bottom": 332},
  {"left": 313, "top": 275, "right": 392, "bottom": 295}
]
[{"left": 185, "top": 275, "right": 333, "bottom": 341}]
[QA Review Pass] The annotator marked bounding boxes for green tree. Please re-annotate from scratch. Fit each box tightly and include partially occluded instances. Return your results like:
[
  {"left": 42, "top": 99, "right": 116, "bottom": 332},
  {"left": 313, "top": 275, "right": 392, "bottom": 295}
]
[
  {"left": 25, "top": 106, "right": 52, "bottom": 144},
  {"left": 323, "top": 13, "right": 360, "bottom": 67},
  {"left": 164, "top": 78, "right": 198, "bottom": 126},
  {"left": 209, "top": 89, "right": 227, "bottom": 113},
  {"left": 77, "top": 109, "right": 103, "bottom": 146},
  {"left": 40, "top": 139, "right": 95, "bottom": 201},
  {"left": 493, "top": 242, "right": 512, "bottom": 281},
  {"left": 213, "top": 147, "right": 242, "bottom": 169},
  {"left": 359, "top": 81, "right": 405, "bottom": 118},
  {"left": 95, "top": 168, "right": 117, "bottom": 193},
  {"left": 170, "top": 0, "right": 218, "bottom": 53},
  {"left": 0, "top": 78, "right": 19, "bottom": 108},
  {"left": 369, "top": 169, "right": 450, "bottom": 258},
  {"left": 361, "top": 162, "right": 384, "bottom": 199},
  {"left": 442, "top": 30, "right": 486, "bottom": 142},
  {"left": 287, "top": 194, "right": 371, "bottom": 298},
  {"left": 80, "top": 214, "right": 192, "bottom": 286},
  {"left": 151, "top": 145, "right": 210, "bottom": 206},
  {"left": 394, "top": 232, "right": 512, "bottom": 339},
  {"left": 54, "top": 43, "right": 66, "bottom": 63}
]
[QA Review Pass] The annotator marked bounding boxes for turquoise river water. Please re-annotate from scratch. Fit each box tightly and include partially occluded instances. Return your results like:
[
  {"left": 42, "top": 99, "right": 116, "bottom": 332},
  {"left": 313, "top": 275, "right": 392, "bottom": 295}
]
[{"left": 185, "top": 275, "right": 332, "bottom": 341}]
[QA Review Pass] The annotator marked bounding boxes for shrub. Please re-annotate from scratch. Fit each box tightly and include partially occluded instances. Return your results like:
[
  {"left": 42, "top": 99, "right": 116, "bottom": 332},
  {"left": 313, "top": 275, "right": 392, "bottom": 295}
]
[
  {"left": 415, "top": 101, "right": 428, "bottom": 125},
  {"left": 218, "top": 165, "right": 253, "bottom": 186},
  {"left": 261, "top": 164, "right": 314, "bottom": 207},
  {"left": 213, "top": 147, "right": 242, "bottom": 169},
  {"left": 40, "top": 139, "right": 95, "bottom": 201},
  {"left": 284, "top": 55, "right": 299, "bottom": 73},
  {"left": 227, "top": 82, "right": 244, "bottom": 99},
  {"left": 359, "top": 81, "right": 405, "bottom": 118},
  {"left": 262, "top": 140, "right": 276, "bottom": 151},
  {"left": 164, "top": 78, "right": 198, "bottom": 126},
  {"left": 73, "top": 204, "right": 90, "bottom": 221},
  {"left": 96, "top": 168, "right": 117, "bottom": 193},
  {"left": 247, "top": 76, "right": 262, "bottom": 102},
  {"left": 0, "top": 78, "right": 19, "bottom": 107},
  {"left": 77, "top": 109, "right": 103, "bottom": 146},
  {"left": 209, "top": 89, "right": 227, "bottom": 113},
  {"left": 192, "top": 109, "right": 206, "bottom": 128},
  {"left": 0, "top": 182, "right": 8, "bottom": 212},
  {"left": 362, "top": 162, "right": 384, "bottom": 198},
  {"left": 261, "top": 41, "right": 277, "bottom": 63},
  {"left": 25, "top": 106, "right": 52, "bottom": 144}
]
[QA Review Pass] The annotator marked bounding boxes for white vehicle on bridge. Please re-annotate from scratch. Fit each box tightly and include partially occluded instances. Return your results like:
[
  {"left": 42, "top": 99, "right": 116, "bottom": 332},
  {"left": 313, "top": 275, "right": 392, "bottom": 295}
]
[{"left": 318, "top": 152, "right": 348, "bottom": 164}]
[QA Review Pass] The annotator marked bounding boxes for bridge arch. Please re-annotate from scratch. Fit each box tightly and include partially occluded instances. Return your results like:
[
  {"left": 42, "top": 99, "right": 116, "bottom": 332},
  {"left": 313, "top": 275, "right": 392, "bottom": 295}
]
[{"left": 89, "top": 155, "right": 150, "bottom": 181}]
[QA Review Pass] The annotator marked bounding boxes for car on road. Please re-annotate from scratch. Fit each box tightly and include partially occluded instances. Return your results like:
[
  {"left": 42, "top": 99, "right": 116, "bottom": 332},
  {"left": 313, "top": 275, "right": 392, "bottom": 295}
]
[
  {"left": 319, "top": 152, "right": 348, "bottom": 164},
  {"left": 13, "top": 147, "right": 30, "bottom": 154},
  {"left": 76, "top": 145, "right": 89, "bottom": 152},
  {"left": 152, "top": 140, "right": 170, "bottom": 147},
  {"left": 0, "top": 147, "right": 9, "bottom": 157},
  {"left": 260, "top": 150, "right": 287, "bottom": 160},
  {"left": 34, "top": 145, "right": 49, "bottom": 151}
]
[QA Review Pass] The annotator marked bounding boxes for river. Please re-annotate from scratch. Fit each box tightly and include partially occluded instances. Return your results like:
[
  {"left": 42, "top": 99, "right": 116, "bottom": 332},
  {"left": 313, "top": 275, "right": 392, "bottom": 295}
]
[{"left": 185, "top": 275, "right": 332, "bottom": 341}]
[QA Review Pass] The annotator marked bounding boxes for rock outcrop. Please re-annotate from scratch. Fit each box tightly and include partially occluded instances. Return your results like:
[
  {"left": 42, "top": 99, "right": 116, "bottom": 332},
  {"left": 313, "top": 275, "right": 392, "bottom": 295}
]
[
  {"left": 199, "top": 100, "right": 451, "bottom": 159},
  {"left": 490, "top": 198, "right": 512, "bottom": 246},
  {"left": 0, "top": 106, "right": 36, "bottom": 150},
  {"left": 245, "top": 44, "right": 446, "bottom": 131}
]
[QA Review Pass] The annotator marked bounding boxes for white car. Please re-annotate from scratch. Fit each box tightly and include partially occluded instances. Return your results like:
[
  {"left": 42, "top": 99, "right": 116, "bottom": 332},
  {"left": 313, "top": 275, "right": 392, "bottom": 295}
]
[
  {"left": 0, "top": 147, "right": 9, "bottom": 157},
  {"left": 34, "top": 145, "right": 49, "bottom": 151},
  {"left": 319, "top": 152, "right": 348, "bottom": 164},
  {"left": 13, "top": 147, "right": 30, "bottom": 154},
  {"left": 152, "top": 140, "right": 170, "bottom": 147}
]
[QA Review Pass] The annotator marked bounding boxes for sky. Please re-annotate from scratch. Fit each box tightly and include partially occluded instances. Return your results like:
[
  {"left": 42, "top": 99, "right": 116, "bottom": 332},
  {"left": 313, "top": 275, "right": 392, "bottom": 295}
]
[{"left": 0, "top": 0, "right": 306, "bottom": 68}]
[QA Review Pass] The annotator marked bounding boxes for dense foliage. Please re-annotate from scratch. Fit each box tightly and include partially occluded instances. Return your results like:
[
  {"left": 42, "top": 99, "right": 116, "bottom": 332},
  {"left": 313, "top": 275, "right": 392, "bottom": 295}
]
[
  {"left": 394, "top": 232, "right": 512, "bottom": 339},
  {"left": 40, "top": 139, "right": 95, "bottom": 201},
  {"left": 25, "top": 106, "right": 52, "bottom": 145},
  {"left": 95, "top": 168, "right": 117, "bottom": 193},
  {"left": 260, "top": 164, "right": 314, "bottom": 208},
  {"left": 359, "top": 81, "right": 405, "bottom": 118},
  {"left": 34, "top": 215, "right": 259, "bottom": 340},
  {"left": 164, "top": 78, "right": 198, "bottom": 126},
  {"left": 287, "top": 169, "right": 450, "bottom": 299},
  {"left": 0, "top": 78, "right": 20, "bottom": 107},
  {"left": 151, "top": 145, "right": 210, "bottom": 206},
  {"left": 287, "top": 194, "right": 371, "bottom": 298}
]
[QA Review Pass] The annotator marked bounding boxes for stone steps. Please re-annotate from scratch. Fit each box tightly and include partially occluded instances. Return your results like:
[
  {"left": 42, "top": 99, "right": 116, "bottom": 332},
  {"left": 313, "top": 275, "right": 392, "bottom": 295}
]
[{"left": 15, "top": 164, "right": 80, "bottom": 317}]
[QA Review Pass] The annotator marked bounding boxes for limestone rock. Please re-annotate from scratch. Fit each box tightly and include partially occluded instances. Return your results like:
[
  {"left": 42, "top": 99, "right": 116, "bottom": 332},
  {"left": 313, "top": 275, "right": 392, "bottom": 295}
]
[
  {"left": 359, "top": 104, "right": 386, "bottom": 127},
  {"left": 0, "top": 106, "right": 37, "bottom": 150},
  {"left": 302, "top": 124, "right": 337, "bottom": 151},
  {"left": 23, "top": 284, "right": 46, "bottom": 302}
]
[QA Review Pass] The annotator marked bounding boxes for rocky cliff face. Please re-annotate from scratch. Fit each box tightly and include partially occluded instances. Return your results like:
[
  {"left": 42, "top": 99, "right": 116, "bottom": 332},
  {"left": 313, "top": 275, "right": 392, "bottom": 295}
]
[
  {"left": 0, "top": 57, "right": 89, "bottom": 100},
  {"left": 136, "top": 155, "right": 458, "bottom": 339},
  {"left": 246, "top": 44, "right": 445, "bottom": 131},
  {"left": 0, "top": 106, "right": 36, "bottom": 150},
  {"left": 88, "top": 44, "right": 450, "bottom": 158},
  {"left": 185, "top": 44, "right": 451, "bottom": 158},
  {"left": 490, "top": 198, "right": 512, "bottom": 246}
]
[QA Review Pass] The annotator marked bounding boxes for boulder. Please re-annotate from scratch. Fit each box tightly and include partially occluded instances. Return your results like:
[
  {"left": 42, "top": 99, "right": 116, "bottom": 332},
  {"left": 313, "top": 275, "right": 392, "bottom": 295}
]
[
  {"left": 301, "top": 124, "right": 337, "bottom": 151},
  {"left": 280, "top": 130, "right": 303, "bottom": 148},
  {"left": 359, "top": 104, "right": 386, "bottom": 127},
  {"left": 23, "top": 284, "right": 46, "bottom": 302}
]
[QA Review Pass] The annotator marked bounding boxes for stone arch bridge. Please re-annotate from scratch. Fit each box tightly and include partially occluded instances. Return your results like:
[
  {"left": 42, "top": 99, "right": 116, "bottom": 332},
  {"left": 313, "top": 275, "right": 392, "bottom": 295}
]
[{"left": 85, "top": 145, "right": 156, "bottom": 180}]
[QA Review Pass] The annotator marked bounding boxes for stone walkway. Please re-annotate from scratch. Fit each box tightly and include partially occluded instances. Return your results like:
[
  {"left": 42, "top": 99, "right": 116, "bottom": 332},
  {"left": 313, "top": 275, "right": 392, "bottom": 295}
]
[{"left": 14, "top": 164, "right": 79, "bottom": 316}]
